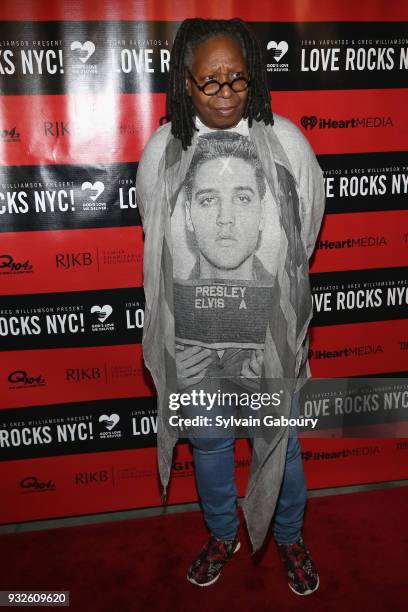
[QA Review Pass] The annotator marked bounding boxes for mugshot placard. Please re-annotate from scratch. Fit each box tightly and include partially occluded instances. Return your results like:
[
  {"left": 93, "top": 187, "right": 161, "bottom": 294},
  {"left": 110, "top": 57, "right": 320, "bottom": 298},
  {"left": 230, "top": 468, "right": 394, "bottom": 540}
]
[{"left": 174, "top": 280, "right": 274, "bottom": 348}]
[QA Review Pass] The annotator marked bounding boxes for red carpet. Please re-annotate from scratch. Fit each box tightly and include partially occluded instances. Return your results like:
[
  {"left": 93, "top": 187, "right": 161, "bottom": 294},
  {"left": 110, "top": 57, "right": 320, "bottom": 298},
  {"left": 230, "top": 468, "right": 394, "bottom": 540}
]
[{"left": 1, "top": 485, "right": 406, "bottom": 611}]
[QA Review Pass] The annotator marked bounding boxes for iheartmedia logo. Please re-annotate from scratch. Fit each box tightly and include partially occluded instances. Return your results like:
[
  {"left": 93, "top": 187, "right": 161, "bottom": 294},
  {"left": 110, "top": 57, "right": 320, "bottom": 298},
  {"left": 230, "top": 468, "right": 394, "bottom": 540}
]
[
  {"left": 317, "top": 236, "right": 386, "bottom": 249},
  {"left": 302, "top": 447, "right": 380, "bottom": 461},
  {"left": 300, "top": 115, "right": 393, "bottom": 130},
  {"left": 309, "top": 345, "right": 383, "bottom": 359}
]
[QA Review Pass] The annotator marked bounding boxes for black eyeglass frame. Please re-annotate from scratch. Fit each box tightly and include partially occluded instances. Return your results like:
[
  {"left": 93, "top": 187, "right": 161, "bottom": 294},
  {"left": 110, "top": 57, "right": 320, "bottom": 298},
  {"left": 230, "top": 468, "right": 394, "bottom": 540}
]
[{"left": 185, "top": 67, "right": 251, "bottom": 96}]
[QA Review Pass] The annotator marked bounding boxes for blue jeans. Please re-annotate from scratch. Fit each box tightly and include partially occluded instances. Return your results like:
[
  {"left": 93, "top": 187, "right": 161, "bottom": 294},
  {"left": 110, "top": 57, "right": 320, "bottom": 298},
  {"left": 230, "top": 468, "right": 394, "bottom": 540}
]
[{"left": 188, "top": 395, "right": 307, "bottom": 545}]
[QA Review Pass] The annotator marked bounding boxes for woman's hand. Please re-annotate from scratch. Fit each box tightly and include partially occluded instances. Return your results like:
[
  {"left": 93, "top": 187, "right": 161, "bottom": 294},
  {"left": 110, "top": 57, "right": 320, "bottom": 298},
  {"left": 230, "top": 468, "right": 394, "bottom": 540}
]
[
  {"left": 240, "top": 349, "right": 264, "bottom": 378},
  {"left": 176, "top": 344, "right": 214, "bottom": 391}
]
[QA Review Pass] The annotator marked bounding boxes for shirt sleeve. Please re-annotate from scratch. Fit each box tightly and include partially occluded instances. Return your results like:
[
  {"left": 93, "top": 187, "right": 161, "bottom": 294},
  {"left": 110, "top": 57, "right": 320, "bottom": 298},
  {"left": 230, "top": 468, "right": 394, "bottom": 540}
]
[
  {"left": 135, "top": 123, "right": 169, "bottom": 229},
  {"left": 298, "top": 140, "right": 326, "bottom": 260},
  {"left": 273, "top": 115, "right": 326, "bottom": 260},
  {"left": 135, "top": 139, "right": 153, "bottom": 228}
]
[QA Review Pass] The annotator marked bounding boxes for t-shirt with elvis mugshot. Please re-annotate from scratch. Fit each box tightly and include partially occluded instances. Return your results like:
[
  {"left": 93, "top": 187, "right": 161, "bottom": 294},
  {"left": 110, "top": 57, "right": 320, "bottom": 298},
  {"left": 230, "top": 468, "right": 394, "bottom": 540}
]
[{"left": 171, "top": 114, "right": 281, "bottom": 394}]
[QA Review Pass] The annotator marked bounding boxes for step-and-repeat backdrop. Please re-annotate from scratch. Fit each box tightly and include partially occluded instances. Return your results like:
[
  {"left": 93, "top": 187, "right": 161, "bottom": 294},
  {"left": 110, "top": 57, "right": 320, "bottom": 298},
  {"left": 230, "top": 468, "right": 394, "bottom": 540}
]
[{"left": 1, "top": 1, "right": 407, "bottom": 523}]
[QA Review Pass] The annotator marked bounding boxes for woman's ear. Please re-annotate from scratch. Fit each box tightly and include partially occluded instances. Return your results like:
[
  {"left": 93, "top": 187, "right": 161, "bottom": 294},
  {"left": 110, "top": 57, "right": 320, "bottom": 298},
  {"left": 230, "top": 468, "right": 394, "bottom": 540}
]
[{"left": 185, "top": 73, "right": 192, "bottom": 96}]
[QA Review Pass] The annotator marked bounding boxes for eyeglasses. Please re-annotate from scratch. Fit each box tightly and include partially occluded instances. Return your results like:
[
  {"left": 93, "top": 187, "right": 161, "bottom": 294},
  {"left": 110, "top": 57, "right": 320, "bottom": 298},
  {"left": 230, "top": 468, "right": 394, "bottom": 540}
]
[{"left": 185, "top": 68, "right": 251, "bottom": 96}]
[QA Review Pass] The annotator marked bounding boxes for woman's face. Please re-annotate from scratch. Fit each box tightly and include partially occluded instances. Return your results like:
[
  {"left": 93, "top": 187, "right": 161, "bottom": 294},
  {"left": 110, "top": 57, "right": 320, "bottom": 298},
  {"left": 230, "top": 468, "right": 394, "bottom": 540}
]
[{"left": 185, "top": 35, "right": 249, "bottom": 130}]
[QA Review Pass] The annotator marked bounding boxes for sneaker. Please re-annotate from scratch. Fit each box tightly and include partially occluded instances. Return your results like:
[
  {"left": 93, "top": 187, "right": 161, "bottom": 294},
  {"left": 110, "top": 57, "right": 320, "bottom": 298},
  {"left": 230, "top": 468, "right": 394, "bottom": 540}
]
[
  {"left": 276, "top": 535, "right": 319, "bottom": 596},
  {"left": 187, "top": 533, "right": 241, "bottom": 587}
]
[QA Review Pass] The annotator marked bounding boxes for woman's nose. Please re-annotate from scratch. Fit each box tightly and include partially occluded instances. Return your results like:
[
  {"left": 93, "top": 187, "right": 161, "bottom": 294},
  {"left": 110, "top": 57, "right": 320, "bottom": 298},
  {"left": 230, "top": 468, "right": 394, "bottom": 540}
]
[{"left": 217, "top": 83, "right": 234, "bottom": 98}]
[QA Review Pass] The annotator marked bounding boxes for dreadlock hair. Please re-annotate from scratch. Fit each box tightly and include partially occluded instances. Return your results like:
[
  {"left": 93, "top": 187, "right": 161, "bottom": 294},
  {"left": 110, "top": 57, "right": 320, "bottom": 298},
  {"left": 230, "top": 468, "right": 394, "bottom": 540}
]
[{"left": 166, "top": 18, "right": 274, "bottom": 150}]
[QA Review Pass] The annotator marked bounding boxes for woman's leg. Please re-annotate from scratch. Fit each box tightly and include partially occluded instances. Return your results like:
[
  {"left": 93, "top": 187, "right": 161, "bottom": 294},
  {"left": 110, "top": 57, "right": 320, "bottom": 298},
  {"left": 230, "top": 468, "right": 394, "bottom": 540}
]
[
  {"left": 190, "top": 436, "right": 239, "bottom": 540},
  {"left": 271, "top": 391, "right": 307, "bottom": 544},
  {"left": 271, "top": 434, "right": 307, "bottom": 544}
]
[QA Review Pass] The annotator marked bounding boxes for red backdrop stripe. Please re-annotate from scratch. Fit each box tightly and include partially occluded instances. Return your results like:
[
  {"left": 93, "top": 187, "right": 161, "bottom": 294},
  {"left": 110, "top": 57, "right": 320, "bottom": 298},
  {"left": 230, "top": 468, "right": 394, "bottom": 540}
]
[
  {"left": 1, "top": 89, "right": 407, "bottom": 166},
  {"left": 0, "top": 227, "right": 144, "bottom": 295},
  {"left": 310, "top": 318, "right": 408, "bottom": 377},
  {"left": 0, "top": 344, "right": 154, "bottom": 410},
  {"left": 0, "top": 0, "right": 407, "bottom": 22},
  {"left": 0, "top": 437, "right": 405, "bottom": 523},
  {"left": 310, "top": 210, "right": 408, "bottom": 273}
]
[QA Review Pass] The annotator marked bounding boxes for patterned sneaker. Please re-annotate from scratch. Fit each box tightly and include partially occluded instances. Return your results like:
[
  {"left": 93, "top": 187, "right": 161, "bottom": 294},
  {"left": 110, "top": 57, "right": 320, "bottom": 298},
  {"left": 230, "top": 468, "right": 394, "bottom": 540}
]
[
  {"left": 187, "top": 533, "right": 241, "bottom": 587},
  {"left": 277, "top": 535, "right": 319, "bottom": 596}
]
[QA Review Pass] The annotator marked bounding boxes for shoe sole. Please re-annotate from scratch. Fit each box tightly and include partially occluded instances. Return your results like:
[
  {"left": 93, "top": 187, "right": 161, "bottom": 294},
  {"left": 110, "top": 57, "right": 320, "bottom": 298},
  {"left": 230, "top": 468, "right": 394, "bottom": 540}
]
[
  {"left": 288, "top": 574, "right": 319, "bottom": 596},
  {"left": 187, "top": 541, "right": 241, "bottom": 587}
]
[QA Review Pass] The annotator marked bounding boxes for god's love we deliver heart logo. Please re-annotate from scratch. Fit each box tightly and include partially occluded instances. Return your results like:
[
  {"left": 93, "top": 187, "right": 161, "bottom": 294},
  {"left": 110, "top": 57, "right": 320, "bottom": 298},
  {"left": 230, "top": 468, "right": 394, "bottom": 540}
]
[
  {"left": 99, "top": 414, "right": 120, "bottom": 430},
  {"left": 81, "top": 181, "right": 105, "bottom": 201},
  {"left": 90, "top": 305, "right": 113, "bottom": 323},
  {"left": 70, "top": 40, "right": 96, "bottom": 64},
  {"left": 266, "top": 41, "right": 289, "bottom": 63}
]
